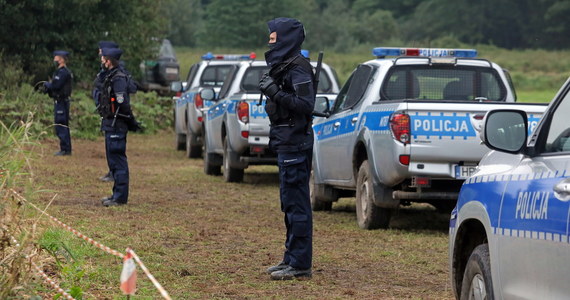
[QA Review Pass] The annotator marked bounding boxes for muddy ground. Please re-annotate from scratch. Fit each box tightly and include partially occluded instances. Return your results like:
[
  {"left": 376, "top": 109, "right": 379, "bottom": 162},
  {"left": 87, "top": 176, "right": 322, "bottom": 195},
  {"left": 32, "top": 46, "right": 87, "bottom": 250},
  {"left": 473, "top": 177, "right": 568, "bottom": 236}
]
[{"left": 30, "top": 132, "right": 454, "bottom": 299}]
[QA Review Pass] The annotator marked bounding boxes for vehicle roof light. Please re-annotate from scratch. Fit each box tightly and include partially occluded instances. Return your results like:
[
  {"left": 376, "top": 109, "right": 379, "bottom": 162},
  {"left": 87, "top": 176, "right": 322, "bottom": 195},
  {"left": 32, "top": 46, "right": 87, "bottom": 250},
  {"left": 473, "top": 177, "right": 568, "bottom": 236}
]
[
  {"left": 372, "top": 47, "right": 477, "bottom": 58},
  {"left": 202, "top": 52, "right": 257, "bottom": 61},
  {"left": 301, "top": 49, "right": 310, "bottom": 58}
]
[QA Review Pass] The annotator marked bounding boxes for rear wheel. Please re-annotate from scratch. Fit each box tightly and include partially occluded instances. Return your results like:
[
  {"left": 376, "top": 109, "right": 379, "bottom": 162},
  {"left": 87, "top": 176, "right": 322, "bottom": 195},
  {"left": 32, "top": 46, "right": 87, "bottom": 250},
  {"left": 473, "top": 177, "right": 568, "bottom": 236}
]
[
  {"left": 175, "top": 134, "right": 186, "bottom": 151},
  {"left": 310, "top": 170, "right": 333, "bottom": 211},
  {"left": 203, "top": 130, "right": 221, "bottom": 175},
  {"left": 223, "top": 136, "right": 244, "bottom": 182},
  {"left": 460, "top": 244, "right": 494, "bottom": 300},
  {"left": 356, "top": 160, "right": 392, "bottom": 229},
  {"left": 186, "top": 132, "right": 202, "bottom": 158}
]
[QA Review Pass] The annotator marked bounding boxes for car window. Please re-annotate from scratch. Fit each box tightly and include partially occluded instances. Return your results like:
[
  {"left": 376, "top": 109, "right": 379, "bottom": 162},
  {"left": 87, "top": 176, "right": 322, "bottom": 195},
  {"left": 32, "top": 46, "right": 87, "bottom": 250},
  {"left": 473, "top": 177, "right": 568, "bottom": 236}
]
[
  {"left": 544, "top": 91, "right": 570, "bottom": 153},
  {"left": 217, "top": 65, "right": 239, "bottom": 99},
  {"left": 317, "top": 72, "right": 332, "bottom": 93},
  {"left": 380, "top": 65, "right": 506, "bottom": 101},
  {"left": 331, "top": 64, "right": 374, "bottom": 113},
  {"left": 186, "top": 63, "right": 199, "bottom": 86},
  {"left": 200, "top": 65, "right": 232, "bottom": 87},
  {"left": 241, "top": 66, "right": 270, "bottom": 93}
]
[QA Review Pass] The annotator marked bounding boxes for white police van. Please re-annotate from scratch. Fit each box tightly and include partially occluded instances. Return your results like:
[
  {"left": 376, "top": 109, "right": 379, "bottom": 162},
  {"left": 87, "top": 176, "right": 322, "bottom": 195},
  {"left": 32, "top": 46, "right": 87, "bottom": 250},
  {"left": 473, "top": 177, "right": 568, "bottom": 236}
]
[
  {"left": 201, "top": 52, "right": 340, "bottom": 182},
  {"left": 449, "top": 77, "right": 570, "bottom": 299},
  {"left": 311, "top": 47, "right": 547, "bottom": 229},
  {"left": 171, "top": 52, "right": 257, "bottom": 158}
]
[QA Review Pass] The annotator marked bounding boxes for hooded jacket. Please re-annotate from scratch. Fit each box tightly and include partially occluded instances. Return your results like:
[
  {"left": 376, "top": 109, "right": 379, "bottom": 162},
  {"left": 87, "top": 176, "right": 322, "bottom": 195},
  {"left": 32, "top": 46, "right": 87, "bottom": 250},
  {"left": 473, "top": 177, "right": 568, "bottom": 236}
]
[{"left": 264, "top": 18, "right": 315, "bottom": 153}]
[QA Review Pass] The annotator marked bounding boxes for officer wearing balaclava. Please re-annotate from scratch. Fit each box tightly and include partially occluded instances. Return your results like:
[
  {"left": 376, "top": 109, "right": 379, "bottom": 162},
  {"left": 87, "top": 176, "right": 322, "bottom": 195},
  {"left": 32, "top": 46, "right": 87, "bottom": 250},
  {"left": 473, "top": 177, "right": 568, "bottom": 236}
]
[{"left": 259, "top": 17, "right": 315, "bottom": 280}]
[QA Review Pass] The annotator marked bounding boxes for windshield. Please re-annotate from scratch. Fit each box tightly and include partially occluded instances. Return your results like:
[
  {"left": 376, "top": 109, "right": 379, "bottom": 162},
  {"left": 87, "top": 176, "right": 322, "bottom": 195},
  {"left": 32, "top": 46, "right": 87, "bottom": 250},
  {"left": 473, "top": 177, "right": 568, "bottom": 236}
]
[
  {"left": 380, "top": 65, "right": 506, "bottom": 101},
  {"left": 200, "top": 65, "right": 233, "bottom": 87},
  {"left": 159, "top": 39, "right": 176, "bottom": 60},
  {"left": 241, "top": 66, "right": 270, "bottom": 93}
]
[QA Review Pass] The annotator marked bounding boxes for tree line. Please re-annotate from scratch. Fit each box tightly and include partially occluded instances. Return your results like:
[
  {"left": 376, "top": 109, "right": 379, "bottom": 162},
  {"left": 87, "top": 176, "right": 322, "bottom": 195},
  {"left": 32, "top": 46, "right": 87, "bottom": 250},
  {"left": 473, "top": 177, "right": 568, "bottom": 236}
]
[{"left": 2, "top": 0, "right": 570, "bottom": 84}]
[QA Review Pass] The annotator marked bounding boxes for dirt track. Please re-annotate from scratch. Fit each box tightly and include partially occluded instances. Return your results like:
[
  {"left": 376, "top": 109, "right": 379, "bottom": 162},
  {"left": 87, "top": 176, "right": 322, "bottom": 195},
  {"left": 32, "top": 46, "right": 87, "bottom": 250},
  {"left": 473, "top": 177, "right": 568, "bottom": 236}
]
[{"left": 32, "top": 132, "right": 453, "bottom": 299}]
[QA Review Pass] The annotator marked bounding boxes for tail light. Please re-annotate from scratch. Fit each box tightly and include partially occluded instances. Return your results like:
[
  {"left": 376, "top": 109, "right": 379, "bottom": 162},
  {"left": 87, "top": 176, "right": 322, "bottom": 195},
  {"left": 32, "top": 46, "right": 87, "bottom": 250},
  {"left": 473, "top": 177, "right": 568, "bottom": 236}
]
[
  {"left": 195, "top": 93, "right": 203, "bottom": 109},
  {"left": 399, "top": 155, "right": 410, "bottom": 166},
  {"left": 175, "top": 91, "right": 181, "bottom": 97},
  {"left": 390, "top": 113, "right": 410, "bottom": 144},
  {"left": 237, "top": 101, "right": 249, "bottom": 124}
]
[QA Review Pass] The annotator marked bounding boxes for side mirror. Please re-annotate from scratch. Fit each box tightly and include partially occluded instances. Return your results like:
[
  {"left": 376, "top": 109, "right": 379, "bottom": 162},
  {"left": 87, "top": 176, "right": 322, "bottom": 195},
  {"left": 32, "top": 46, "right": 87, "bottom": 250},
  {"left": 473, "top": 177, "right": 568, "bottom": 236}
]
[
  {"left": 170, "top": 81, "right": 182, "bottom": 93},
  {"left": 481, "top": 109, "right": 528, "bottom": 154},
  {"left": 313, "top": 96, "right": 331, "bottom": 117},
  {"left": 200, "top": 88, "right": 215, "bottom": 101}
]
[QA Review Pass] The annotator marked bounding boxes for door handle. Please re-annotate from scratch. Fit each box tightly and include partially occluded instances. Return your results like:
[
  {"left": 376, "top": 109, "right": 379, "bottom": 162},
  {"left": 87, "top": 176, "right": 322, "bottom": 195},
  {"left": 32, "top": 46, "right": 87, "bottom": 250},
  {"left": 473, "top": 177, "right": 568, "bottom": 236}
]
[
  {"left": 333, "top": 121, "right": 341, "bottom": 128},
  {"left": 351, "top": 117, "right": 358, "bottom": 124},
  {"left": 553, "top": 179, "right": 570, "bottom": 202}
]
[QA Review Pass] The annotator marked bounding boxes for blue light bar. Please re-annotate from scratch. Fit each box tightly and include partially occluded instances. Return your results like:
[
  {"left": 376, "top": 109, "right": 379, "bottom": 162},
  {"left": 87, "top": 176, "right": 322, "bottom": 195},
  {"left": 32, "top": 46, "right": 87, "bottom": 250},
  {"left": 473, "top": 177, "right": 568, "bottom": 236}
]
[
  {"left": 301, "top": 49, "right": 310, "bottom": 58},
  {"left": 201, "top": 52, "right": 257, "bottom": 61},
  {"left": 372, "top": 47, "right": 477, "bottom": 58}
]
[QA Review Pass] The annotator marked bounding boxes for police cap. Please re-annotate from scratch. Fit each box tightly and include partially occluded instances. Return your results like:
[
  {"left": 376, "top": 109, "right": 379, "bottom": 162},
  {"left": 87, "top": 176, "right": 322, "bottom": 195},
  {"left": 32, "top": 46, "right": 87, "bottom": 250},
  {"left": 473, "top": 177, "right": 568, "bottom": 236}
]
[
  {"left": 101, "top": 48, "right": 123, "bottom": 60},
  {"left": 53, "top": 50, "right": 69, "bottom": 58},
  {"left": 98, "top": 41, "right": 119, "bottom": 49}
]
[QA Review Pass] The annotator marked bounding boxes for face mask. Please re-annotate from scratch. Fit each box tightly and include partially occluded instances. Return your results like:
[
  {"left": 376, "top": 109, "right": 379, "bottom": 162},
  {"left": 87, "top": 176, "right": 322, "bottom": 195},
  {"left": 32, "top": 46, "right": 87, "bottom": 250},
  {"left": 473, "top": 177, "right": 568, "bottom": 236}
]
[
  {"left": 101, "top": 63, "right": 107, "bottom": 70},
  {"left": 53, "top": 61, "right": 59, "bottom": 68},
  {"left": 268, "top": 43, "right": 277, "bottom": 50}
]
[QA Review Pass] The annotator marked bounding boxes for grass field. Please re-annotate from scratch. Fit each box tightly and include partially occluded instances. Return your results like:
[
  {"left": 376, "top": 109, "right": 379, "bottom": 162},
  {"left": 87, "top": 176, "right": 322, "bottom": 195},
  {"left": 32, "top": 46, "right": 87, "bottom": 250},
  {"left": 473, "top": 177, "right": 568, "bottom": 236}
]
[{"left": 23, "top": 132, "right": 453, "bottom": 299}]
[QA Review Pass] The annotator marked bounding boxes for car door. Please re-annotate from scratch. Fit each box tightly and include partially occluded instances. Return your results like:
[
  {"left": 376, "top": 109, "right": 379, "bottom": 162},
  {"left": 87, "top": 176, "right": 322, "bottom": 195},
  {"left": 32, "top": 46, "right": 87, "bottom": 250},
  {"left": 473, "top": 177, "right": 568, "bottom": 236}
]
[
  {"left": 315, "top": 64, "right": 375, "bottom": 183},
  {"left": 497, "top": 87, "right": 570, "bottom": 299}
]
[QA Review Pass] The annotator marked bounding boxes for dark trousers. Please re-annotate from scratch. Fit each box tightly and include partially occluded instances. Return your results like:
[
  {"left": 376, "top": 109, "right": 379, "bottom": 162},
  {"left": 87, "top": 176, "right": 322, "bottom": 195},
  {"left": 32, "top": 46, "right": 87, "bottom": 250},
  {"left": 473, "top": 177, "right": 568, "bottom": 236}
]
[
  {"left": 104, "top": 134, "right": 112, "bottom": 177},
  {"left": 54, "top": 100, "right": 71, "bottom": 152},
  {"left": 278, "top": 148, "right": 313, "bottom": 270},
  {"left": 105, "top": 130, "right": 129, "bottom": 203}
]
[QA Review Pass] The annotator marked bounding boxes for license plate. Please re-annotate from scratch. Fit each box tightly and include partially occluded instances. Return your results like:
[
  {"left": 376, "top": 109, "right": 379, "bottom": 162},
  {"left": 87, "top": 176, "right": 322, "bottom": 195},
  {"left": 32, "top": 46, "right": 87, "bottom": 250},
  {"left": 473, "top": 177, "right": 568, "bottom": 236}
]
[
  {"left": 455, "top": 165, "right": 477, "bottom": 179},
  {"left": 166, "top": 67, "right": 178, "bottom": 74}
]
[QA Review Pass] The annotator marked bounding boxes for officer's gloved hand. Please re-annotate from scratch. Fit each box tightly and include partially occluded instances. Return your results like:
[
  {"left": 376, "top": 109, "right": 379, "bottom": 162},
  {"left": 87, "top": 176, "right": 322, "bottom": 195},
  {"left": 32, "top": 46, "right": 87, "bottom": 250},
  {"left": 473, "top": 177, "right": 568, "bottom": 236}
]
[{"left": 259, "top": 74, "right": 280, "bottom": 99}]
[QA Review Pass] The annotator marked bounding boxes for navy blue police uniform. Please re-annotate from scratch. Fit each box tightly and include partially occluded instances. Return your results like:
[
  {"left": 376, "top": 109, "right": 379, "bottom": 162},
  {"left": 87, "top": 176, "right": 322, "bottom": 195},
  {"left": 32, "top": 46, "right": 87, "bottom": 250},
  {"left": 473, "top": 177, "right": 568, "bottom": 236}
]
[
  {"left": 259, "top": 18, "right": 316, "bottom": 280},
  {"left": 98, "top": 48, "right": 134, "bottom": 206},
  {"left": 45, "top": 50, "right": 73, "bottom": 156},
  {"left": 94, "top": 41, "right": 119, "bottom": 182}
]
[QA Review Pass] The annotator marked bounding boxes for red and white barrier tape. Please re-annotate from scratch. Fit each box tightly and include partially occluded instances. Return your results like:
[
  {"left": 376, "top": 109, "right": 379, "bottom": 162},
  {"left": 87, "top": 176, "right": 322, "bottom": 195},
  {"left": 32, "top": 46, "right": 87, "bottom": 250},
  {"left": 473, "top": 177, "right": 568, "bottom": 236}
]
[
  {"left": 10, "top": 189, "right": 124, "bottom": 259},
  {"left": 2, "top": 226, "right": 76, "bottom": 300},
  {"left": 8, "top": 189, "right": 172, "bottom": 299},
  {"left": 32, "top": 261, "right": 76, "bottom": 300},
  {"left": 128, "top": 248, "right": 172, "bottom": 300}
]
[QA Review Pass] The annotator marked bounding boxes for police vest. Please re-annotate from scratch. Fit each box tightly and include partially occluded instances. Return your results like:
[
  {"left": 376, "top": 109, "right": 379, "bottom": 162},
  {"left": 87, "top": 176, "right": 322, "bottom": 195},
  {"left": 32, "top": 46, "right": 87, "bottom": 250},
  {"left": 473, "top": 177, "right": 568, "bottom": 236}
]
[{"left": 98, "top": 69, "right": 127, "bottom": 119}]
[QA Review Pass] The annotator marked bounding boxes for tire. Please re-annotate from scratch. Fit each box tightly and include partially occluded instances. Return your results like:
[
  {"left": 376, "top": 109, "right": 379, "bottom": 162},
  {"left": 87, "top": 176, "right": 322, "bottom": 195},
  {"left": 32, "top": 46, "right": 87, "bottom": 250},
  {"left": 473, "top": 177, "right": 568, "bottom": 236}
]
[
  {"left": 460, "top": 244, "right": 494, "bottom": 300},
  {"left": 223, "top": 136, "right": 244, "bottom": 182},
  {"left": 176, "top": 134, "right": 186, "bottom": 151},
  {"left": 203, "top": 130, "right": 221, "bottom": 175},
  {"left": 310, "top": 170, "right": 333, "bottom": 211},
  {"left": 185, "top": 132, "right": 202, "bottom": 158},
  {"left": 355, "top": 160, "right": 392, "bottom": 229}
]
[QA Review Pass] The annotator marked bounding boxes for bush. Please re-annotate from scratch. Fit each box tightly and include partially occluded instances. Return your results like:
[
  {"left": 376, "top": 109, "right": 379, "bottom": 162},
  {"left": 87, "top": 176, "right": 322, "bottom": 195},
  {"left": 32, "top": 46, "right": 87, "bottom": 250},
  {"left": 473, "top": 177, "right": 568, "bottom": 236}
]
[{"left": 0, "top": 84, "right": 173, "bottom": 141}]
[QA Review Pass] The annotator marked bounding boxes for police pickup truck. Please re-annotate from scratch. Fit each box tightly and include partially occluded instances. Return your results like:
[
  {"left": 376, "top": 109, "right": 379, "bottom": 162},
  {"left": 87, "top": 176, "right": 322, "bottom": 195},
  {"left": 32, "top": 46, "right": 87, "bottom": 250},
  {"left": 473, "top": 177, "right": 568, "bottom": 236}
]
[
  {"left": 200, "top": 56, "right": 340, "bottom": 182},
  {"left": 172, "top": 52, "right": 257, "bottom": 158},
  {"left": 449, "top": 77, "right": 570, "bottom": 299},
  {"left": 311, "top": 47, "right": 548, "bottom": 229}
]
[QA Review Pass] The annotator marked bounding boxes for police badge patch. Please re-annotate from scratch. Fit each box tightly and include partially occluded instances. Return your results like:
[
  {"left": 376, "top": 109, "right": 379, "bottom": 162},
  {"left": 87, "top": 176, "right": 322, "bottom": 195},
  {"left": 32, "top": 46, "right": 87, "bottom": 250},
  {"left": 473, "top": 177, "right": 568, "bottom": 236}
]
[{"left": 116, "top": 93, "right": 125, "bottom": 104}]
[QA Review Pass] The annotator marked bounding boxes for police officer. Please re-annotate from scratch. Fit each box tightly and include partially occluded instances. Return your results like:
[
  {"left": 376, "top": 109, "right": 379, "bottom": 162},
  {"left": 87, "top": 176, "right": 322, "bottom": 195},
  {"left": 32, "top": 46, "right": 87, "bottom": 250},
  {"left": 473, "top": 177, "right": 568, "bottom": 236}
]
[
  {"left": 94, "top": 41, "right": 119, "bottom": 182},
  {"left": 98, "top": 47, "right": 133, "bottom": 207},
  {"left": 259, "top": 18, "right": 315, "bottom": 280},
  {"left": 44, "top": 50, "right": 73, "bottom": 156}
]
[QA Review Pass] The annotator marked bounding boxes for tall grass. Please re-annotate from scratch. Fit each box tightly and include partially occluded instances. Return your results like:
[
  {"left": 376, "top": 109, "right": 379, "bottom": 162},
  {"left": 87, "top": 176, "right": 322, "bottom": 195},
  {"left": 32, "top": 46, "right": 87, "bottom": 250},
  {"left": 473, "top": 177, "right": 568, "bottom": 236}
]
[{"left": 0, "top": 118, "right": 36, "bottom": 299}]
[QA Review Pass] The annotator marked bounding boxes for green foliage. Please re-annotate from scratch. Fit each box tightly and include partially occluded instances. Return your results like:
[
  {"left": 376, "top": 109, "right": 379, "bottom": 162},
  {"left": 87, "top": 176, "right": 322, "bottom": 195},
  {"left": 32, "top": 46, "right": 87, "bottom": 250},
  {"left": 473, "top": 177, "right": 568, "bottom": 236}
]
[
  {"left": 0, "top": 0, "right": 168, "bottom": 83},
  {"left": 39, "top": 228, "right": 101, "bottom": 300},
  {"left": 0, "top": 83, "right": 173, "bottom": 141}
]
